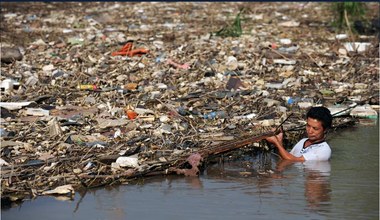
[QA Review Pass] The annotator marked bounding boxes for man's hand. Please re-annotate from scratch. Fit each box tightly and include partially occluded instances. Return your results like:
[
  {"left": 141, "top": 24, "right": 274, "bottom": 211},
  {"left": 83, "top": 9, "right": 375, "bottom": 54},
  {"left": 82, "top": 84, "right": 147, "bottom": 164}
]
[
  {"left": 265, "top": 128, "right": 283, "bottom": 147},
  {"left": 265, "top": 127, "right": 306, "bottom": 162}
]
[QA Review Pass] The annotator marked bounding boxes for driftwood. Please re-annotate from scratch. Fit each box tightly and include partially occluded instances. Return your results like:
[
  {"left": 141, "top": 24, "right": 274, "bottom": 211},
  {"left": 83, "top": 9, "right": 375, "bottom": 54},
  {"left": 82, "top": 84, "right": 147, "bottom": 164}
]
[{"left": 167, "top": 130, "right": 277, "bottom": 176}]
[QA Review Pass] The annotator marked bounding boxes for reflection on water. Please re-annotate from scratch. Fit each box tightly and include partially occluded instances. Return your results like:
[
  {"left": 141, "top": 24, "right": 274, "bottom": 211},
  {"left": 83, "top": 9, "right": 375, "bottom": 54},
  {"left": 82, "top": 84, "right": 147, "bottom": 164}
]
[
  {"left": 274, "top": 160, "right": 332, "bottom": 212},
  {"left": 303, "top": 161, "right": 331, "bottom": 211},
  {"left": 205, "top": 157, "right": 333, "bottom": 214},
  {"left": 1, "top": 124, "right": 378, "bottom": 220}
]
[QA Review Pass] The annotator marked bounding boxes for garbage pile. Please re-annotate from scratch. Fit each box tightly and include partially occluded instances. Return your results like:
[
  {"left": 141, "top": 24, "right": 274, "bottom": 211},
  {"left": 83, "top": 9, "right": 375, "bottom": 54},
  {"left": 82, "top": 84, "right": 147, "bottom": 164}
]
[{"left": 1, "top": 2, "right": 379, "bottom": 203}]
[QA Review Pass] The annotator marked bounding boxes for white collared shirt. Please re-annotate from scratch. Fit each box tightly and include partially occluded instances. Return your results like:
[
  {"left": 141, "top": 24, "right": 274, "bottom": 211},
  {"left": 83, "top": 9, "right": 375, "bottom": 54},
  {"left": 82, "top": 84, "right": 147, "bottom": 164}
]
[{"left": 290, "top": 138, "right": 331, "bottom": 161}]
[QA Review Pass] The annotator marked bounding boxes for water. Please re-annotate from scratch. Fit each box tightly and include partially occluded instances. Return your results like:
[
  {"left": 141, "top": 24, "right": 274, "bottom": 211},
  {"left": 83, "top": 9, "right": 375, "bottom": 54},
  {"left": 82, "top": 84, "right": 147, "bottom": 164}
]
[{"left": 2, "top": 123, "right": 379, "bottom": 220}]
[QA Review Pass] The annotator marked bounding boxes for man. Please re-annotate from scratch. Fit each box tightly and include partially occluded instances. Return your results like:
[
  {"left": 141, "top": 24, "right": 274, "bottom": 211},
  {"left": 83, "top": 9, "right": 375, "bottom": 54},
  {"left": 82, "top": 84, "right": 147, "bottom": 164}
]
[{"left": 266, "top": 106, "right": 333, "bottom": 161}]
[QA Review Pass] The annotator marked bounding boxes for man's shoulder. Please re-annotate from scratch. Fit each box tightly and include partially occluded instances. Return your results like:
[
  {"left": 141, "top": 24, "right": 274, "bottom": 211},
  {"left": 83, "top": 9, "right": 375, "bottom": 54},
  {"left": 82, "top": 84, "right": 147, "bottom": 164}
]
[
  {"left": 314, "top": 141, "right": 331, "bottom": 150},
  {"left": 296, "top": 138, "right": 308, "bottom": 145},
  {"left": 293, "top": 138, "right": 308, "bottom": 149}
]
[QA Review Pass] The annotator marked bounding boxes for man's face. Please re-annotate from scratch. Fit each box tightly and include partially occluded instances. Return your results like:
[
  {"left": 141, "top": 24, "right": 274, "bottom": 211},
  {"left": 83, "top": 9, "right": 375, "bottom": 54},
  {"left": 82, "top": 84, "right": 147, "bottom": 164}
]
[{"left": 306, "top": 117, "right": 325, "bottom": 142}]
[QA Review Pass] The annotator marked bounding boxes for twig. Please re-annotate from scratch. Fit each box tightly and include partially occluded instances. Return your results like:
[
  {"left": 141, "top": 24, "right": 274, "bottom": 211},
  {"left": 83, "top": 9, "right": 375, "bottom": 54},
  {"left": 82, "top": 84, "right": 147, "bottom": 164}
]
[
  {"left": 299, "top": 48, "right": 328, "bottom": 76},
  {"left": 268, "top": 46, "right": 290, "bottom": 60},
  {"left": 73, "top": 189, "right": 87, "bottom": 213},
  {"left": 344, "top": 9, "right": 356, "bottom": 45}
]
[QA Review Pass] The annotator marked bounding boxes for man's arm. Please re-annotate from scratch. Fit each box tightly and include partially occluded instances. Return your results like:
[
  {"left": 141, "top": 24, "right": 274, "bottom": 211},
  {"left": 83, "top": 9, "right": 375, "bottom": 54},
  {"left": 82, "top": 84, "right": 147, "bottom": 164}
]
[{"left": 265, "top": 132, "right": 305, "bottom": 162}]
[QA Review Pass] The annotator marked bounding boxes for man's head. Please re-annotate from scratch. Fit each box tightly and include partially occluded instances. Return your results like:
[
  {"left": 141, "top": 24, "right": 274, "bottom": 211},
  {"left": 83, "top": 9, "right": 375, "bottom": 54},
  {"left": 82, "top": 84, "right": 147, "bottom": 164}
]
[
  {"left": 305, "top": 107, "right": 333, "bottom": 142},
  {"left": 306, "top": 107, "right": 333, "bottom": 130}
]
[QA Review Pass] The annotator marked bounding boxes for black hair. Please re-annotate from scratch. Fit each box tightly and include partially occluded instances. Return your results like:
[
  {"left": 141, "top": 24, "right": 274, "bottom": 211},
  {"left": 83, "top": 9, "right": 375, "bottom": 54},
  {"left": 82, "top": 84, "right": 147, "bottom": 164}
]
[{"left": 306, "top": 106, "right": 333, "bottom": 129}]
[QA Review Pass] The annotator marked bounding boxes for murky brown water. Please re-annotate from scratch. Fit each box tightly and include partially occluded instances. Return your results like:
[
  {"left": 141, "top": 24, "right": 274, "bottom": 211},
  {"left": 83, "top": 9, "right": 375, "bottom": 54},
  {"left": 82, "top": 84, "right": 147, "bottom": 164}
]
[{"left": 2, "top": 121, "right": 379, "bottom": 220}]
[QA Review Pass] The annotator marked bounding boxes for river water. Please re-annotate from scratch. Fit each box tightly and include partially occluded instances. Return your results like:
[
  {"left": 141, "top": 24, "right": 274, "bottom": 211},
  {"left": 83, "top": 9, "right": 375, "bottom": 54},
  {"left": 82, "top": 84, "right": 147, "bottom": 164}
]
[{"left": 2, "top": 121, "right": 379, "bottom": 220}]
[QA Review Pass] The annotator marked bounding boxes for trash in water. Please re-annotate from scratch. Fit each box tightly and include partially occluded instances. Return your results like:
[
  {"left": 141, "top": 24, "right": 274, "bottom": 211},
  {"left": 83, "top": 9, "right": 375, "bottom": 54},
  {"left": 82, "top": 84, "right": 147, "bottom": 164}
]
[{"left": 0, "top": 2, "right": 377, "bottom": 204}]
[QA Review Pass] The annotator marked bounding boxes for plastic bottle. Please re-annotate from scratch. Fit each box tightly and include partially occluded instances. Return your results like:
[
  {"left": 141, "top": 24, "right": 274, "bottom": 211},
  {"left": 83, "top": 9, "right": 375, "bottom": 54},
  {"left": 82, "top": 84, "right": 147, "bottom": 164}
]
[
  {"left": 286, "top": 97, "right": 300, "bottom": 111},
  {"left": 77, "top": 84, "right": 98, "bottom": 91},
  {"left": 203, "top": 111, "right": 227, "bottom": 119},
  {"left": 233, "top": 113, "right": 256, "bottom": 120},
  {"left": 26, "top": 108, "right": 50, "bottom": 116},
  {"left": 155, "top": 53, "right": 166, "bottom": 63},
  {"left": 287, "top": 97, "right": 301, "bottom": 105},
  {"left": 278, "top": 45, "right": 299, "bottom": 54},
  {"left": 0, "top": 128, "right": 9, "bottom": 137},
  {"left": 287, "top": 97, "right": 314, "bottom": 109}
]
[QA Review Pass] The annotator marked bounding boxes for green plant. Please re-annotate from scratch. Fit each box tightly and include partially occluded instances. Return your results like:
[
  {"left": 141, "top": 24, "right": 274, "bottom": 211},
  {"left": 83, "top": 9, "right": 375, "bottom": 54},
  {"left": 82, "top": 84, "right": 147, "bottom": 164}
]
[
  {"left": 215, "top": 8, "right": 245, "bottom": 38},
  {"left": 332, "top": 2, "right": 367, "bottom": 30}
]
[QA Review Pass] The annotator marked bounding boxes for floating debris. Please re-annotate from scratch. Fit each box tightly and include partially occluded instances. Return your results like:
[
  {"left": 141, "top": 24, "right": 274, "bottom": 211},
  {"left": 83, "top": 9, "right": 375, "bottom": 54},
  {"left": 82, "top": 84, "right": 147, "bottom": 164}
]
[{"left": 0, "top": 2, "right": 378, "bottom": 204}]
